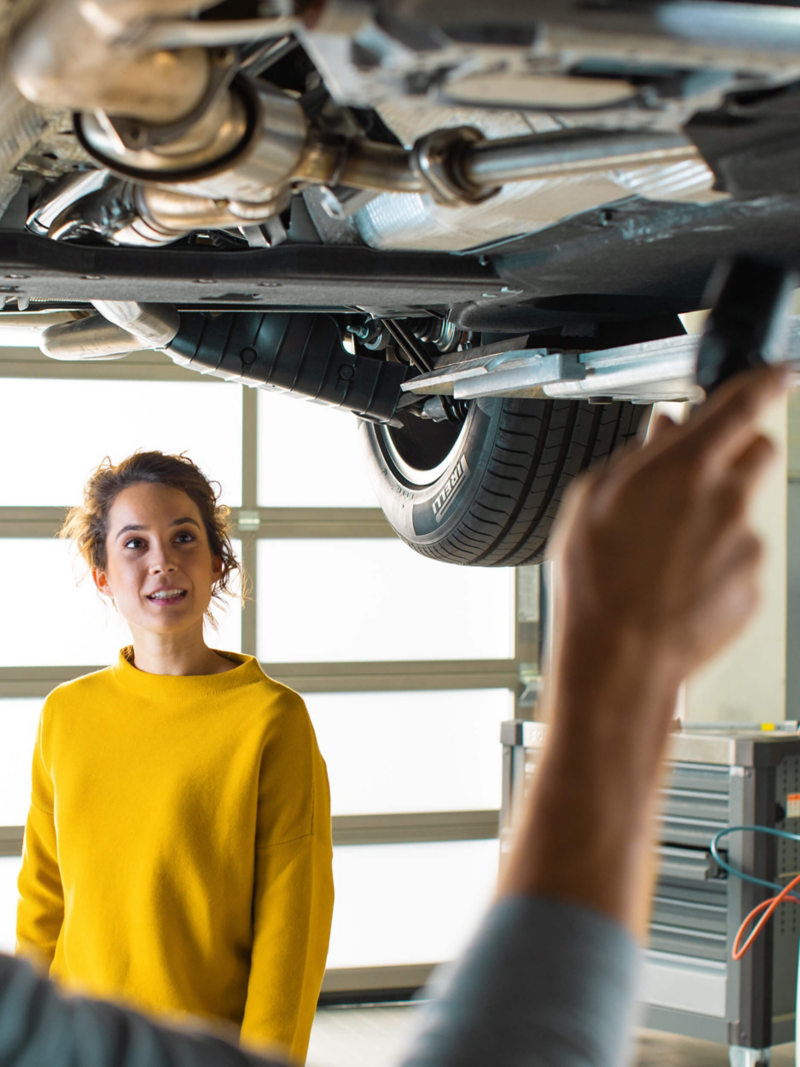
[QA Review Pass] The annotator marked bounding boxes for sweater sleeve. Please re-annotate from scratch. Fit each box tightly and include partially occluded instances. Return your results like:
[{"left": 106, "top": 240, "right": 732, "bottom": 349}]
[
  {"left": 240, "top": 696, "right": 334, "bottom": 1064},
  {"left": 15, "top": 704, "right": 63, "bottom": 969},
  {"left": 397, "top": 896, "right": 641, "bottom": 1067}
]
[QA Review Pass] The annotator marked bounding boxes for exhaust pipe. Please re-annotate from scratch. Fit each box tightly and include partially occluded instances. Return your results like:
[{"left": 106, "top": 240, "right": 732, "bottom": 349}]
[
  {"left": 10, "top": 0, "right": 217, "bottom": 124},
  {"left": 13, "top": 0, "right": 708, "bottom": 250},
  {"left": 40, "top": 302, "right": 179, "bottom": 360}
]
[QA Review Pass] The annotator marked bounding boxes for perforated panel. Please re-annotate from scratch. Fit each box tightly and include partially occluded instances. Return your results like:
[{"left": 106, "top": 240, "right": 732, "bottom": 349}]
[{"left": 775, "top": 756, "right": 800, "bottom": 943}]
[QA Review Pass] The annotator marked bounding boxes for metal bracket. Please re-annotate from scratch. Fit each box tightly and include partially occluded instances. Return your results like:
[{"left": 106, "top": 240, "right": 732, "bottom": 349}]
[
  {"left": 402, "top": 317, "right": 800, "bottom": 404},
  {"left": 403, "top": 349, "right": 585, "bottom": 399}
]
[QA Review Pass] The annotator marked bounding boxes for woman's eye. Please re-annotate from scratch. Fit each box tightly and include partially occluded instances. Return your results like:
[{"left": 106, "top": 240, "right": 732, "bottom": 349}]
[
  {"left": 124, "top": 538, "right": 145, "bottom": 550},
  {"left": 175, "top": 532, "right": 195, "bottom": 543}
]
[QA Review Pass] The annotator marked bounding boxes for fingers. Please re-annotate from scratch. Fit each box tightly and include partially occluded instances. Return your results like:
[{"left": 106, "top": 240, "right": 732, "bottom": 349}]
[
  {"left": 701, "top": 434, "right": 778, "bottom": 531},
  {"left": 546, "top": 470, "right": 595, "bottom": 556},
  {"left": 673, "top": 364, "right": 790, "bottom": 472},
  {"left": 728, "top": 433, "right": 777, "bottom": 493},
  {"left": 677, "top": 433, "right": 774, "bottom": 579},
  {"left": 647, "top": 412, "right": 677, "bottom": 444},
  {"left": 696, "top": 528, "right": 763, "bottom": 644}
]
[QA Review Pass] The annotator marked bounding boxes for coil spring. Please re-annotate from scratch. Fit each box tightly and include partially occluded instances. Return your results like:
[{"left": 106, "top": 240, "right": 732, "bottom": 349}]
[
  {"left": 440, "top": 396, "right": 469, "bottom": 423},
  {"left": 412, "top": 316, "right": 460, "bottom": 353}
]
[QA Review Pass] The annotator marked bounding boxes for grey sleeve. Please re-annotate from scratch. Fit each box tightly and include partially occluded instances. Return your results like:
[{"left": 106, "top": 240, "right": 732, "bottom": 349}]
[
  {"left": 0, "top": 954, "right": 282, "bottom": 1067},
  {"left": 0, "top": 896, "right": 639, "bottom": 1067},
  {"left": 396, "top": 896, "right": 641, "bottom": 1067}
]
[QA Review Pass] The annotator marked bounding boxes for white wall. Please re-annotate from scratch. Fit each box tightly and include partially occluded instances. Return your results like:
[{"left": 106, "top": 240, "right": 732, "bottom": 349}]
[{"left": 683, "top": 381, "right": 788, "bottom": 724}]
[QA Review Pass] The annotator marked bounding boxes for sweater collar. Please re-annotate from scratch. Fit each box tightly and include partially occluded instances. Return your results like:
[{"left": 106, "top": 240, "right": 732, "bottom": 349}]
[{"left": 112, "top": 646, "right": 265, "bottom": 695}]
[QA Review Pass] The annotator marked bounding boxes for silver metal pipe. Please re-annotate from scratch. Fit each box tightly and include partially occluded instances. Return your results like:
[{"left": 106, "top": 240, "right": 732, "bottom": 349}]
[
  {"left": 38, "top": 171, "right": 288, "bottom": 247},
  {"left": 90, "top": 301, "right": 179, "bottom": 348},
  {"left": 56, "top": 126, "right": 707, "bottom": 249},
  {"left": 40, "top": 315, "right": 144, "bottom": 360},
  {"left": 136, "top": 186, "right": 281, "bottom": 238},
  {"left": 27, "top": 170, "right": 113, "bottom": 237},
  {"left": 0, "top": 311, "right": 86, "bottom": 347},
  {"left": 76, "top": 84, "right": 250, "bottom": 183},
  {"left": 0, "top": 311, "right": 82, "bottom": 332},
  {"left": 11, "top": 0, "right": 213, "bottom": 125},
  {"left": 461, "top": 132, "right": 700, "bottom": 187},
  {"left": 337, "top": 143, "right": 423, "bottom": 195},
  {"left": 302, "top": 130, "right": 702, "bottom": 201},
  {"left": 40, "top": 302, "right": 178, "bottom": 360},
  {"left": 136, "top": 16, "right": 301, "bottom": 50},
  {"left": 83, "top": 0, "right": 223, "bottom": 23},
  {"left": 77, "top": 83, "right": 307, "bottom": 203}
]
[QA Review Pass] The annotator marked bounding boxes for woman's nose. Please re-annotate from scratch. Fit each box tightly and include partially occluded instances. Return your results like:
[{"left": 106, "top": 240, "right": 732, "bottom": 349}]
[{"left": 149, "top": 549, "right": 177, "bottom": 573}]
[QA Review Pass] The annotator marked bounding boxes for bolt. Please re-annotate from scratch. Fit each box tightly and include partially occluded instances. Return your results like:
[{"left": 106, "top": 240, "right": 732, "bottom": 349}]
[
  {"left": 338, "top": 364, "right": 356, "bottom": 381},
  {"left": 240, "top": 347, "right": 258, "bottom": 366},
  {"left": 124, "top": 124, "right": 146, "bottom": 148}
]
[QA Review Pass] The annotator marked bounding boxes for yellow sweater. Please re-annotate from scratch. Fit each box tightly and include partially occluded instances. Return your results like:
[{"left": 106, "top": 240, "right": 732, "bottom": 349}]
[{"left": 16, "top": 649, "right": 334, "bottom": 1064}]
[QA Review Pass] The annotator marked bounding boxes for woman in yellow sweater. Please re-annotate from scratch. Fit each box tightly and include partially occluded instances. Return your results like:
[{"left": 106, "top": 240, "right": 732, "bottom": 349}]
[{"left": 15, "top": 450, "right": 334, "bottom": 1064}]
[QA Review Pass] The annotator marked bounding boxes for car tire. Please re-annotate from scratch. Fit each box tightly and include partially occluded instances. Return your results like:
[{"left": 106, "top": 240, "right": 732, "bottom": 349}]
[{"left": 360, "top": 396, "right": 650, "bottom": 567}]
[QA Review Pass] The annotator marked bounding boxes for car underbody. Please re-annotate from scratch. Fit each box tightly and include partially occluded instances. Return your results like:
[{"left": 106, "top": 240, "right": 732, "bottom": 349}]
[{"left": 3, "top": 0, "right": 800, "bottom": 563}]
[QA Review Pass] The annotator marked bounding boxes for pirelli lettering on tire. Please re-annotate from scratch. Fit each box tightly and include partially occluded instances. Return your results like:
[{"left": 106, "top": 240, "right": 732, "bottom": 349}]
[{"left": 432, "top": 455, "right": 470, "bottom": 524}]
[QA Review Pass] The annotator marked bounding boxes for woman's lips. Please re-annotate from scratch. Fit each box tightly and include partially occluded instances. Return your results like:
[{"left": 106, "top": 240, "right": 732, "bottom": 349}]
[{"left": 146, "top": 589, "right": 188, "bottom": 606}]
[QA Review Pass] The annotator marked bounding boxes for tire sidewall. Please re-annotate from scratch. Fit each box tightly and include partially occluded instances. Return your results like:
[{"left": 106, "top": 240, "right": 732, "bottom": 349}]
[{"left": 360, "top": 399, "right": 502, "bottom": 547}]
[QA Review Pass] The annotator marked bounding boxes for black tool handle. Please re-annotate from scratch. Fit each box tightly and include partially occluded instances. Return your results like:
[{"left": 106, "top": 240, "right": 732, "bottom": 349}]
[{"left": 695, "top": 256, "right": 796, "bottom": 395}]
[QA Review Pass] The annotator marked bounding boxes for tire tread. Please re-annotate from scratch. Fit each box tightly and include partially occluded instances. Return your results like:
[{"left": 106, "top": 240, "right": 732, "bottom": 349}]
[{"left": 404, "top": 399, "right": 649, "bottom": 567}]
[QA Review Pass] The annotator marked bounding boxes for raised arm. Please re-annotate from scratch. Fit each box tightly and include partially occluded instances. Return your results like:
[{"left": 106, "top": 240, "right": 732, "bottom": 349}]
[
  {"left": 502, "top": 364, "right": 788, "bottom": 932},
  {"left": 398, "top": 364, "right": 790, "bottom": 1067}
]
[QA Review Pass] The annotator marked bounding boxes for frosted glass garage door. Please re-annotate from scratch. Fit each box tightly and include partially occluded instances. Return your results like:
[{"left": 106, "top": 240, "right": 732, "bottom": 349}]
[
  {"left": 257, "top": 539, "right": 515, "bottom": 662},
  {"left": 0, "top": 539, "right": 242, "bottom": 666},
  {"left": 0, "top": 858, "right": 22, "bottom": 954},
  {"left": 0, "top": 699, "right": 41, "bottom": 826},
  {"left": 0, "top": 379, "right": 243, "bottom": 506},
  {"left": 257, "top": 391, "right": 376, "bottom": 507},
  {"left": 305, "top": 689, "right": 512, "bottom": 815},
  {"left": 327, "top": 839, "right": 498, "bottom": 969}
]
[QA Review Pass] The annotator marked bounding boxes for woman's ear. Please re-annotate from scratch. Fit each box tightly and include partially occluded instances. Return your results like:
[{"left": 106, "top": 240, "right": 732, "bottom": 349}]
[
  {"left": 211, "top": 555, "right": 223, "bottom": 585},
  {"left": 92, "top": 567, "right": 114, "bottom": 599}
]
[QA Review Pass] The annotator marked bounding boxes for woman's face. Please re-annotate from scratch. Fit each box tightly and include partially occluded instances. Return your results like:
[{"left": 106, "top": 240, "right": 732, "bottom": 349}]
[{"left": 92, "top": 482, "right": 222, "bottom": 638}]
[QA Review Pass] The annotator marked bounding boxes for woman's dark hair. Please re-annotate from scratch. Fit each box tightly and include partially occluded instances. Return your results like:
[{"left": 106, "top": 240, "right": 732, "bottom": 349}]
[{"left": 60, "top": 451, "right": 241, "bottom": 610}]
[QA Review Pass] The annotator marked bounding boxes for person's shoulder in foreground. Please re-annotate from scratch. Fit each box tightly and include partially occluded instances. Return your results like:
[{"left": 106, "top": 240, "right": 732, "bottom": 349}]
[{"left": 0, "top": 893, "right": 635, "bottom": 1067}]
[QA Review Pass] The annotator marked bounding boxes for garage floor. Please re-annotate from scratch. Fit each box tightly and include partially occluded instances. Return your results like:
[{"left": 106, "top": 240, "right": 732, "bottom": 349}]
[{"left": 307, "top": 1005, "right": 794, "bottom": 1067}]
